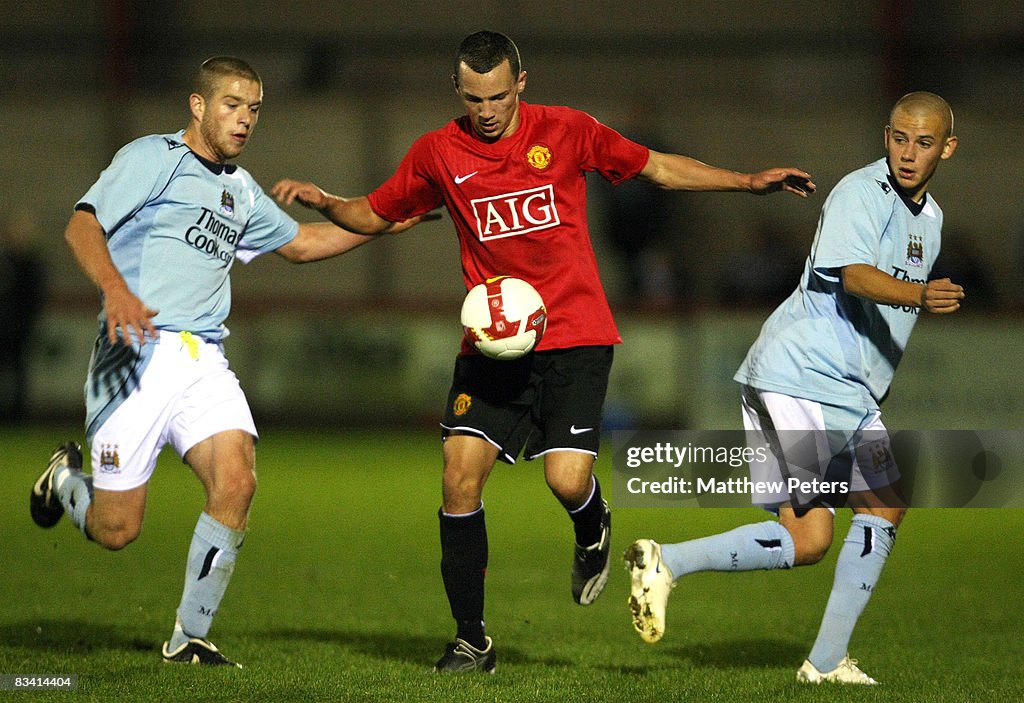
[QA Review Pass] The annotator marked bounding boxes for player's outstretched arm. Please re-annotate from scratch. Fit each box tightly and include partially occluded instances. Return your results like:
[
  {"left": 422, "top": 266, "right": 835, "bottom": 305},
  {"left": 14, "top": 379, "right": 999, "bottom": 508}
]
[
  {"left": 748, "top": 168, "right": 816, "bottom": 197},
  {"left": 271, "top": 179, "right": 391, "bottom": 234},
  {"left": 638, "top": 150, "right": 815, "bottom": 197},
  {"left": 842, "top": 263, "right": 965, "bottom": 313},
  {"left": 65, "top": 210, "right": 159, "bottom": 346},
  {"left": 275, "top": 223, "right": 380, "bottom": 263},
  {"left": 275, "top": 213, "right": 438, "bottom": 264}
]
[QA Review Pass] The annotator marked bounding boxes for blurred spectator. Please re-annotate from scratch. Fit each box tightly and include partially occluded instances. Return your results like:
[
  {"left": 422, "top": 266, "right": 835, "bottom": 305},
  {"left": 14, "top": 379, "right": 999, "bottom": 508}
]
[
  {"left": 718, "top": 219, "right": 803, "bottom": 308},
  {"left": 0, "top": 211, "right": 48, "bottom": 422},
  {"left": 596, "top": 100, "right": 681, "bottom": 304}
]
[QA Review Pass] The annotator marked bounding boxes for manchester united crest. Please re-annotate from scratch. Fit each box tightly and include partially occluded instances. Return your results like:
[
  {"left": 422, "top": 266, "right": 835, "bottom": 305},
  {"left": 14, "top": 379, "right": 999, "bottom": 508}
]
[
  {"left": 526, "top": 144, "right": 552, "bottom": 170},
  {"left": 453, "top": 393, "right": 472, "bottom": 416}
]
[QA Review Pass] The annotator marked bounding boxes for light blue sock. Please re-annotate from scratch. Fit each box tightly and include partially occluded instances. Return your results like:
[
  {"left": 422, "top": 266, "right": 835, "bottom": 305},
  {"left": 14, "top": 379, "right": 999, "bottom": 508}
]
[
  {"left": 169, "top": 512, "right": 245, "bottom": 649},
  {"left": 661, "top": 520, "right": 795, "bottom": 578},
  {"left": 54, "top": 467, "right": 93, "bottom": 537},
  {"left": 807, "top": 514, "right": 896, "bottom": 672}
]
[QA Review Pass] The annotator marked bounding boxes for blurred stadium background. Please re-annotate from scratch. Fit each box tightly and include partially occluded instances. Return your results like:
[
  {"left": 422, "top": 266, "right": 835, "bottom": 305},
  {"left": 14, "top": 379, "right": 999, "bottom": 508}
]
[{"left": 2, "top": 1, "right": 1022, "bottom": 431}]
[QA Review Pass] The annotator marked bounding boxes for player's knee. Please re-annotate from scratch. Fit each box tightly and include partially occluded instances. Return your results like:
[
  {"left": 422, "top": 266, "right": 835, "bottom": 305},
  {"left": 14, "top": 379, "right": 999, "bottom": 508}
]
[
  {"left": 213, "top": 467, "right": 257, "bottom": 510},
  {"left": 792, "top": 534, "right": 832, "bottom": 565},
  {"left": 92, "top": 521, "right": 142, "bottom": 551},
  {"left": 441, "top": 468, "right": 489, "bottom": 515},
  {"left": 442, "top": 468, "right": 484, "bottom": 501},
  {"left": 443, "top": 453, "right": 488, "bottom": 487},
  {"left": 545, "top": 471, "right": 590, "bottom": 504}
]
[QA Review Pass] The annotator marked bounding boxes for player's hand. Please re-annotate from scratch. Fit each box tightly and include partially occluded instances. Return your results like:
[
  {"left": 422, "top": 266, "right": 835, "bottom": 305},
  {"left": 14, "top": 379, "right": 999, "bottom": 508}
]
[
  {"left": 920, "top": 277, "right": 965, "bottom": 313},
  {"left": 383, "top": 211, "right": 443, "bottom": 234},
  {"left": 271, "top": 179, "right": 330, "bottom": 210},
  {"left": 103, "top": 286, "right": 158, "bottom": 346},
  {"left": 750, "top": 168, "right": 816, "bottom": 197}
]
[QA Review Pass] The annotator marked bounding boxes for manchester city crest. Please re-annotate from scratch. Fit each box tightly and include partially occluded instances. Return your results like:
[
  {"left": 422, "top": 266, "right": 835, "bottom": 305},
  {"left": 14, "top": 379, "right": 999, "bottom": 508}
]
[
  {"left": 220, "top": 189, "right": 235, "bottom": 217},
  {"left": 98, "top": 443, "right": 121, "bottom": 474},
  {"left": 906, "top": 233, "right": 924, "bottom": 267}
]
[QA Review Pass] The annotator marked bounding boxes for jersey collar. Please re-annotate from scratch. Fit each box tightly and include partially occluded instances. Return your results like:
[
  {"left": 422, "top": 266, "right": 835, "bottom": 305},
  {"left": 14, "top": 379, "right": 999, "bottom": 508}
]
[
  {"left": 191, "top": 150, "right": 238, "bottom": 175},
  {"left": 885, "top": 171, "right": 926, "bottom": 216},
  {"left": 169, "top": 131, "right": 238, "bottom": 175}
]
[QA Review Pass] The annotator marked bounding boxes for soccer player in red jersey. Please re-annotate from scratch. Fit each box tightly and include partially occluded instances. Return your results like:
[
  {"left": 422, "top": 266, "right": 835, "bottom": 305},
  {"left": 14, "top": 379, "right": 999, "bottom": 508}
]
[{"left": 273, "top": 30, "right": 815, "bottom": 673}]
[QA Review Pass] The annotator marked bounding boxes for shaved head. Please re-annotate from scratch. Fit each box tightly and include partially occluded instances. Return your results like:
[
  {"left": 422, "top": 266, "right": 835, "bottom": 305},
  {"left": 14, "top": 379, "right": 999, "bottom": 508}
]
[
  {"left": 890, "top": 92, "right": 954, "bottom": 139},
  {"left": 884, "top": 91, "right": 957, "bottom": 201}
]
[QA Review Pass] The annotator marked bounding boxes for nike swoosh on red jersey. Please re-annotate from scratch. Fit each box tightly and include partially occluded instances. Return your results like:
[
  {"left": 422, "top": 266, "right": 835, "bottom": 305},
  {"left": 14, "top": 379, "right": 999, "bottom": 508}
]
[{"left": 454, "top": 171, "right": 478, "bottom": 184}]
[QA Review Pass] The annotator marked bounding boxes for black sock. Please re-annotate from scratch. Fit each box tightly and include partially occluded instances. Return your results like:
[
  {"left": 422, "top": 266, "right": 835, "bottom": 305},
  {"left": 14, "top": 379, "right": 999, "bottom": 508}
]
[
  {"left": 569, "top": 476, "right": 605, "bottom": 547},
  {"left": 456, "top": 619, "right": 486, "bottom": 650},
  {"left": 439, "top": 507, "right": 488, "bottom": 649}
]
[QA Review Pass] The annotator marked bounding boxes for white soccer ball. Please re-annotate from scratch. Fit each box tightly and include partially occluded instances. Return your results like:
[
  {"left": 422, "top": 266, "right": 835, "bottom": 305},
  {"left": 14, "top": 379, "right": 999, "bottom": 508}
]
[{"left": 461, "top": 276, "right": 547, "bottom": 360}]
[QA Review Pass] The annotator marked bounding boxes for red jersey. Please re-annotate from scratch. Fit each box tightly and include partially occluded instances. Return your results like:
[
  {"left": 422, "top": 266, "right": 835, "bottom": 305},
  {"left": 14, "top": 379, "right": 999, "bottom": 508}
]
[{"left": 367, "top": 102, "right": 650, "bottom": 352}]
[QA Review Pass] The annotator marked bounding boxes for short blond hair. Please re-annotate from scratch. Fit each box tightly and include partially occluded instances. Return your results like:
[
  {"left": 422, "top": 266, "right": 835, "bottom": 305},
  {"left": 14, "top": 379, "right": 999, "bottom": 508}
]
[{"left": 193, "top": 56, "right": 261, "bottom": 99}]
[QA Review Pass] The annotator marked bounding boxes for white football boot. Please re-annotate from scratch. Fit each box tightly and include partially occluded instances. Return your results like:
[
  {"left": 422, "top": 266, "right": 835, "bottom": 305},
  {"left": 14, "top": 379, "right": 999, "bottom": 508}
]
[
  {"left": 624, "top": 539, "right": 675, "bottom": 643},
  {"left": 797, "top": 656, "right": 879, "bottom": 685}
]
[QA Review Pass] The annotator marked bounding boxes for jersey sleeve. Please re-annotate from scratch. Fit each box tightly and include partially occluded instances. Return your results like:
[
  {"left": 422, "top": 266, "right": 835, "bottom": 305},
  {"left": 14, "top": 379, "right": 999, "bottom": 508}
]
[
  {"left": 366, "top": 133, "right": 444, "bottom": 222},
  {"left": 236, "top": 177, "right": 300, "bottom": 264},
  {"left": 76, "top": 137, "right": 170, "bottom": 235},
  {"left": 810, "top": 179, "right": 884, "bottom": 280},
  {"left": 575, "top": 112, "right": 650, "bottom": 185}
]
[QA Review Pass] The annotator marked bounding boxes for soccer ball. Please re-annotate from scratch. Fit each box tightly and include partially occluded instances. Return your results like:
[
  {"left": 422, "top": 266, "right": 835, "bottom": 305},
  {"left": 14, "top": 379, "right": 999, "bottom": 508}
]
[{"left": 461, "top": 276, "right": 547, "bottom": 360}]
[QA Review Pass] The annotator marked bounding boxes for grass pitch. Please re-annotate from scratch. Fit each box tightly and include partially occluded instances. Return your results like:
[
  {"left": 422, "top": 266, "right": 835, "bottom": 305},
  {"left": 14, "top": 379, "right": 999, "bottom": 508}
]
[{"left": 2, "top": 425, "right": 1022, "bottom": 702}]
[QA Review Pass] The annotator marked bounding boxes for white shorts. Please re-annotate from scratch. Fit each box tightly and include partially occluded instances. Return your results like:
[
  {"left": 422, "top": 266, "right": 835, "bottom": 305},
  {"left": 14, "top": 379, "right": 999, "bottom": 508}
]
[
  {"left": 89, "top": 330, "right": 257, "bottom": 491},
  {"left": 740, "top": 385, "right": 900, "bottom": 511}
]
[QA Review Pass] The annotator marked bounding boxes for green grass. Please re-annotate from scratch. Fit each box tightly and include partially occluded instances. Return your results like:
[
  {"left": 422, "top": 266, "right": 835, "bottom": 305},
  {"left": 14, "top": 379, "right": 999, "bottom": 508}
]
[{"left": 2, "top": 426, "right": 1022, "bottom": 702}]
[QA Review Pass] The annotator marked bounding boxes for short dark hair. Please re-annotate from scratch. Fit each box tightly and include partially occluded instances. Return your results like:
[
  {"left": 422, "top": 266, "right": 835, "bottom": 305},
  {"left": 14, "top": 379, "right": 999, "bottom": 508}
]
[
  {"left": 454, "top": 31, "right": 521, "bottom": 82},
  {"left": 193, "top": 56, "right": 261, "bottom": 99}
]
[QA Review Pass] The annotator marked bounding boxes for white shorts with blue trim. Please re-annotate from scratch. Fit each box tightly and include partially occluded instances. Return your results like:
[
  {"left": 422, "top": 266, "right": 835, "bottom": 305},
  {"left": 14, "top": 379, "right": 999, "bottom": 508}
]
[
  {"left": 88, "top": 330, "right": 257, "bottom": 491},
  {"left": 740, "top": 385, "right": 900, "bottom": 512}
]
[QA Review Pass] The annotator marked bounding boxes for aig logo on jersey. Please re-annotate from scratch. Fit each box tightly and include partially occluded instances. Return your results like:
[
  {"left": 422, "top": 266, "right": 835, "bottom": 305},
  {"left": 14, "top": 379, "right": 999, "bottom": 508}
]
[
  {"left": 471, "top": 185, "right": 561, "bottom": 241},
  {"left": 906, "top": 233, "right": 924, "bottom": 267}
]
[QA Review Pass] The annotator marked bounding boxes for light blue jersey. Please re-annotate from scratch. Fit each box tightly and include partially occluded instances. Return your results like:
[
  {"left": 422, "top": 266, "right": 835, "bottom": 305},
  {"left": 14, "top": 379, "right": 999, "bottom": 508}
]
[
  {"left": 77, "top": 130, "right": 298, "bottom": 341},
  {"left": 735, "top": 158, "right": 943, "bottom": 410}
]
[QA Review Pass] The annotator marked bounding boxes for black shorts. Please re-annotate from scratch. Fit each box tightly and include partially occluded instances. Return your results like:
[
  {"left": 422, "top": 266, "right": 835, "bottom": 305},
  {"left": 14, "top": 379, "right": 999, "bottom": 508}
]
[{"left": 441, "top": 345, "right": 614, "bottom": 463}]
